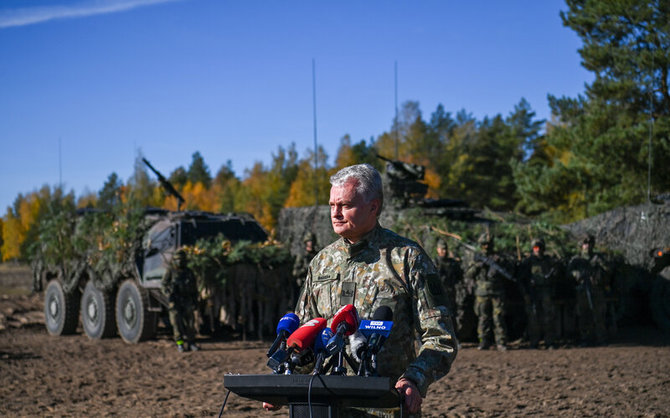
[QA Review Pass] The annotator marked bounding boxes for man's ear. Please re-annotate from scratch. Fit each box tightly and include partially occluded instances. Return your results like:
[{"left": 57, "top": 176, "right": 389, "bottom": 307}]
[{"left": 369, "top": 199, "right": 379, "bottom": 215}]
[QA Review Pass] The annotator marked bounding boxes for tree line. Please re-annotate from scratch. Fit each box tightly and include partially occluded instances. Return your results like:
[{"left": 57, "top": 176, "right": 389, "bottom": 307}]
[{"left": 2, "top": 0, "right": 668, "bottom": 262}]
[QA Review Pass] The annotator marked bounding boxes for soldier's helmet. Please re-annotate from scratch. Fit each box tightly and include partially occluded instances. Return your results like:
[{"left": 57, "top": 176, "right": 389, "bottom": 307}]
[
  {"left": 436, "top": 239, "right": 448, "bottom": 250},
  {"left": 580, "top": 234, "right": 595, "bottom": 246},
  {"left": 477, "top": 233, "right": 493, "bottom": 246},
  {"left": 531, "top": 238, "right": 545, "bottom": 250}
]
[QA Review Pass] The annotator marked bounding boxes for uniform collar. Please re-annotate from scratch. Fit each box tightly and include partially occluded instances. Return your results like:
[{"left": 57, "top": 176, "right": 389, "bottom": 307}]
[{"left": 339, "top": 223, "right": 382, "bottom": 259}]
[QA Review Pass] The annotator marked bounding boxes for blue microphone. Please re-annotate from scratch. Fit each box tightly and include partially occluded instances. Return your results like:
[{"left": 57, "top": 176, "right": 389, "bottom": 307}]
[
  {"left": 266, "top": 312, "right": 300, "bottom": 358},
  {"left": 358, "top": 306, "right": 393, "bottom": 376},
  {"left": 312, "top": 328, "right": 335, "bottom": 374}
]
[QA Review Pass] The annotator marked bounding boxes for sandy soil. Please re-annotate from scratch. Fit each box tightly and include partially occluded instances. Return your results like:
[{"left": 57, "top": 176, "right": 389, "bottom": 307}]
[{"left": 1, "top": 271, "right": 669, "bottom": 417}]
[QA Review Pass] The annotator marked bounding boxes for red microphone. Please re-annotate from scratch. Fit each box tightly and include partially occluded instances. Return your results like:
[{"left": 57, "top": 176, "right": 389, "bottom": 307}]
[
  {"left": 286, "top": 318, "right": 327, "bottom": 352},
  {"left": 330, "top": 304, "right": 359, "bottom": 336},
  {"left": 326, "top": 304, "right": 359, "bottom": 355}
]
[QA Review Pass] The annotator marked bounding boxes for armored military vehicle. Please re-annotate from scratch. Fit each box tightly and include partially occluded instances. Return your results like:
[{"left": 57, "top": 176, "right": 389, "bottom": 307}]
[
  {"left": 376, "top": 154, "right": 478, "bottom": 219},
  {"left": 35, "top": 158, "right": 270, "bottom": 344},
  {"left": 36, "top": 208, "right": 268, "bottom": 344}
]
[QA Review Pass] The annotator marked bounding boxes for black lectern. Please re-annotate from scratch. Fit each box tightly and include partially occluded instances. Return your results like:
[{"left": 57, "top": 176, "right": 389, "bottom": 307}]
[{"left": 224, "top": 374, "right": 400, "bottom": 417}]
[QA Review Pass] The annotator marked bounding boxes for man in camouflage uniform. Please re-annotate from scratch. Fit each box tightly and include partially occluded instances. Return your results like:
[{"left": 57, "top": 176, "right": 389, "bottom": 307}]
[
  {"left": 162, "top": 248, "right": 200, "bottom": 352},
  {"left": 284, "top": 164, "right": 458, "bottom": 417},
  {"left": 292, "top": 232, "right": 318, "bottom": 289},
  {"left": 567, "top": 234, "right": 610, "bottom": 346},
  {"left": 433, "top": 239, "right": 461, "bottom": 320},
  {"left": 519, "top": 238, "right": 558, "bottom": 349},
  {"left": 465, "top": 234, "right": 510, "bottom": 351}
]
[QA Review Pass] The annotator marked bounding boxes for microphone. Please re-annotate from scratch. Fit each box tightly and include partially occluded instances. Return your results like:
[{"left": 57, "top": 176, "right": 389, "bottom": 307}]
[
  {"left": 266, "top": 313, "right": 300, "bottom": 358},
  {"left": 286, "top": 317, "right": 327, "bottom": 351},
  {"left": 326, "top": 304, "right": 359, "bottom": 355},
  {"left": 267, "top": 318, "right": 326, "bottom": 373},
  {"left": 358, "top": 306, "right": 393, "bottom": 376},
  {"left": 312, "top": 328, "right": 335, "bottom": 375},
  {"left": 325, "top": 304, "right": 359, "bottom": 375},
  {"left": 348, "top": 330, "right": 367, "bottom": 363}
]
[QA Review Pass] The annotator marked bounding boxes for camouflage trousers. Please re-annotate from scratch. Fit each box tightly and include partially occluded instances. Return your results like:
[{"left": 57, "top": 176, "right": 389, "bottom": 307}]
[
  {"left": 525, "top": 290, "right": 557, "bottom": 346},
  {"left": 475, "top": 294, "right": 507, "bottom": 346},
  {"left": 575, "top": 288, "right": 607, "bottom": 344},
  {"left": 169, "top": 302, "right": 196, "bottom": 343}
]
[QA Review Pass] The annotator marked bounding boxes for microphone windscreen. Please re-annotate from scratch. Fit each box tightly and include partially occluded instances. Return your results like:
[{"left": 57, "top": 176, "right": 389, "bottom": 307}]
[
  {"left": 372, "top": 305, "right": 393, "bottom": 321},
  {"left": 276, "top": 313, "right": 300, "bottom": 335},
  {"left": 286, "top": 318, "right": 327, "bottom": 351},
  {"left": 348, "top": 330, "right": 368, "bottom": 362},
  {"left": 330, "top": 304, "right": 359, "bottom": 336}
]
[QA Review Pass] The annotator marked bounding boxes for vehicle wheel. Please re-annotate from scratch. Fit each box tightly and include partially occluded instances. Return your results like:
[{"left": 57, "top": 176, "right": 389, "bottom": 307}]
[
  {"left": 650, "top": 275, "right": 670, "bottom": 333},
  {"left": 44, "top": 279, "right": 80, "bottom": 336},
  {"left": 81, "top": 281, "right": 117, "bottom": 339},
  {"left": 115, "top": 280, "right": 157, "bottom": 343}
]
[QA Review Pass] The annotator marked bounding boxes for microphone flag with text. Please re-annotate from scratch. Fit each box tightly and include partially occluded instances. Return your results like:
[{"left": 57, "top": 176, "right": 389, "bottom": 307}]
[{"left": 357, "top": 305, "right": 393, "bottom": 376}]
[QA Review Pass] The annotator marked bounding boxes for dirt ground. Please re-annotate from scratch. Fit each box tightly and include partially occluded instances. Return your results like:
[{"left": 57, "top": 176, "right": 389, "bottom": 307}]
[{"left": 1, "top": 267, "right": 670, "bottom": 417}]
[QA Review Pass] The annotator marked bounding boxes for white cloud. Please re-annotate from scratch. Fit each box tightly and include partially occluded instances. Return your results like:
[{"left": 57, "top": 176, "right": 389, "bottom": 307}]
[{"left": 0, "top": 0, "right": 183, "bottom": 29}]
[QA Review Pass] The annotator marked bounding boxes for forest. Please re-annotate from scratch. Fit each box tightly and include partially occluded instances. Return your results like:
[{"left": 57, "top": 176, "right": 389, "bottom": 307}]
[{"left": 2, "top": 0, "right": 669, "bottom": 262}]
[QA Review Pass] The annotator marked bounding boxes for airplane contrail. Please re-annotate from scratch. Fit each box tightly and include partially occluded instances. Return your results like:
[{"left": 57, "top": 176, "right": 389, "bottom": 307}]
[{"left": 0, "top": 0, "right": 184, "bottom": 29}]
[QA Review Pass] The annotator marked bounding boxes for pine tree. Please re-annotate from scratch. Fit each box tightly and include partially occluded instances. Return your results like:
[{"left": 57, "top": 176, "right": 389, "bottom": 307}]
[{"left": 187, "top": 151, "right": 212, "bottom": 189}]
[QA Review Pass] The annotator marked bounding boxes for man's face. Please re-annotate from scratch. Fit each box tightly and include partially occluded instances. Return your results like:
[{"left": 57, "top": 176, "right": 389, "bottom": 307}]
[
  {"left": 532, "top": 245, "right": 542, "bottom": 256},
  {"left": 305, "top": 240, "right": 314, "bottom": 252},
  {"left": 437, "top": 247, "right": 447, "bottom": 258},
  {"left": 329, "top": 179, "right": 379, "bottom": 243}
]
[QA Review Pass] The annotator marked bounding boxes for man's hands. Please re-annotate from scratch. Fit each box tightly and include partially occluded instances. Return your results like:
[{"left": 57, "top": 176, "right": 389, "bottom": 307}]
[
  {"left": 395, "top": 377, "right": 422, "bottom": 414},
  {"left": 262, "top": 402, "right": 280, "bottom": 411}
]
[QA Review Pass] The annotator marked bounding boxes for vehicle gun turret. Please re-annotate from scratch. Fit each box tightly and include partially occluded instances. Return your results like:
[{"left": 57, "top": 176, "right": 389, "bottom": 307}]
[{"left": 142, "top": 158, "right": 185, "bottom": 211}]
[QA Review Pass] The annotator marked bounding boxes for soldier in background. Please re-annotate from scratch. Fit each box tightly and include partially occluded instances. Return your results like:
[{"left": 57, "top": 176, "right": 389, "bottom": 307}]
[
  {"left": 519, "top": 238, "right": 559, "bottom": 349},
  {"left": 465, "top": 234, "right": 510, "bottom": 351},
  {"left": 292, "top": 232, "right": 317, "bottom": 289},
  {"left": 162, "top": 248, "right": 200, "bottom": 352},
  {"left": 566, "top": 234, "right": 610, "bottom": 346},
  {"left": 433, "top": 239, "right": 462, "bottom": 320}
]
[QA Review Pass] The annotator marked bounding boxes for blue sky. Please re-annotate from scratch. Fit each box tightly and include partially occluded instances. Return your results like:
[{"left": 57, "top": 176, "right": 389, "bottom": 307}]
[{"left": 0, "top": 0, "right": 591, "bottom": 213}]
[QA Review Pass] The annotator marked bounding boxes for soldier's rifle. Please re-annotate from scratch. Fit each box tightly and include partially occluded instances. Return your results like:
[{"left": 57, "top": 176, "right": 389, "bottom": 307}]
[
  {"left": 431, "top": 227, "right": 517, "bottom": 284},
  {"left": 142, "top": 158, "right": 186, "bottom": 211}
]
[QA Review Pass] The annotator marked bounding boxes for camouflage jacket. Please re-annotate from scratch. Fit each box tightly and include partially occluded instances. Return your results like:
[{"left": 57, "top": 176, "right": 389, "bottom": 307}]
[
  {"left": 567, "top": 252, "right": 610, "bottom": 289},
  {"left": 162, "top": 266, "right": 198, "bottom": 306},
  {"left": 464, "top": 253, "right": 508, "bottom": 297},
  {"left": 295, "top": 224, "right": 458, "bottom": 397},
  {"left": 519, "top": 255, "right": 557, "bottom": 291},
  {"left": 433, "top": 256, "right": 462, "bottom": 291}
]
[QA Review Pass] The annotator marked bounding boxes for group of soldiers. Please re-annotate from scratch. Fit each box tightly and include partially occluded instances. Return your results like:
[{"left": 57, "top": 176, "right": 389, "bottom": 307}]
[
  {"left": 162, "top": 230, "right": 614, "bottom": 353},
  {"left": 433, "top": 233, "right": 613, "bottom": 351}
]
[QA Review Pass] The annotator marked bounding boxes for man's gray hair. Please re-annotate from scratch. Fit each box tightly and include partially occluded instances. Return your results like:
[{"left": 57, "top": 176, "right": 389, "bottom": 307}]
[{"left": 330, "top": 164, "right": 384, "bottom": 215}]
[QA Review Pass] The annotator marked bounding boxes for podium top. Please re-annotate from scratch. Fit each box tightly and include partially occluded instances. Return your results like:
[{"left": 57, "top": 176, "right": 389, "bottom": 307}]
[{"left": 224, "top": 374, "right": 400, "bottom": 408}]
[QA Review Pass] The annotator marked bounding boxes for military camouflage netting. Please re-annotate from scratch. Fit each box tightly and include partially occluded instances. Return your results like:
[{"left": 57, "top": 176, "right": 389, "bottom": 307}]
[
  {"left": 182, "top": 236, "right": 295, "bottom": 339},
  {"left": 565, "top": 202, "right": 670, "bottom": 269},
  {"left": 30, "top": 203, "right": 148, "bottom": 294}
]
